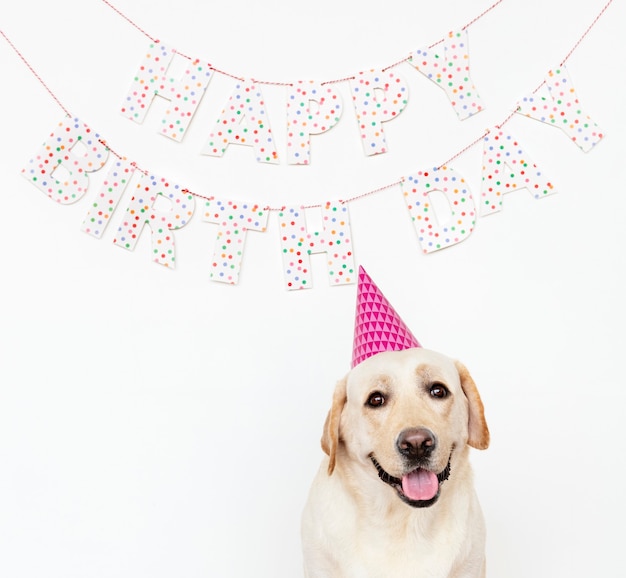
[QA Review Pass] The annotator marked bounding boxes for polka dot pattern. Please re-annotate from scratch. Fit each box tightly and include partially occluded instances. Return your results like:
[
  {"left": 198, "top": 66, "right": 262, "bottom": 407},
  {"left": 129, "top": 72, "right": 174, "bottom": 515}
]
[
  {"left": 409, "top": 29, "right": 484, "bottom": 120},
  {"left": 278, "top": 202, "right": 355, "bottom": 290},
  {"left": 81, "top": 158, "right": 136, "bottom": 238},
  {"left": 113, "top": 173, "right": 195, "bottom": 268},
  {"left": 402, "top": 166, "right": 476, "bottom": 254},
  {"left": 121, "top": 41, "right": 171, "bottom": 123},
  {"left": 121, "top": 41, "right": 213, "bottom": 142},
  {"left": 203, "top": 198, "right": 268, "bottom": 285},
  {"left": 21, "top": 116, "right": 108, "bottom": 204},
  {"left": 517, "top": 67, "right": 604, "bottom": 152},
  {"left": 203, "top": 80, "right": 278, "bottom": 163},
  {"left": 286, "top": 81, "right": 343, "bottom": 165},
  {"left": 480, "top": 128, "right": 556, "bottom": 215},
  {"left": 159, "top": 58, "right": 213, "bottom": 142},
  {"left": 349, "top": 69, "right": 409, "bottom": 156}
]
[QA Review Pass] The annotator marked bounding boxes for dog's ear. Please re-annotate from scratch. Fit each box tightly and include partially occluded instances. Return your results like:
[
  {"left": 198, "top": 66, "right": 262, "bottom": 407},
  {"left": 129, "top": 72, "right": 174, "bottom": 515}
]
[
  {"left": 455, "top": 361, "right": 490, "bottom": 450},
  {"left": 321, "top": 376, "right": 347, "bottom": 475}
]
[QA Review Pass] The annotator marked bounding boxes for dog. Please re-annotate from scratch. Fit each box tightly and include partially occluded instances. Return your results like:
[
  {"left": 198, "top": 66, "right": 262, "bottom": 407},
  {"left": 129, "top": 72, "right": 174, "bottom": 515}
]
[{"left": 301, "top": 348, "right": 490, "bottom": 578}]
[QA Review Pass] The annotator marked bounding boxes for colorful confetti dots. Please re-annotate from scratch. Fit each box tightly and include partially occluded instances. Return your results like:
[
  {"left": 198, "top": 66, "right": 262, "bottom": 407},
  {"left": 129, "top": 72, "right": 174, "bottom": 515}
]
[
  {"left": 113, "top": 173, "right": 195, "bottom": 268},
  {"left": 349, "top": 69, "right": 409, "bottom": 156},
  {"left": 203, "top": 198, "right": 268, "bottom": 284},
  {"left": 202, "top": 80, "right": 279, "bottom": 163},
  {"left": 81, "top": 158, "right": 136, "bottom": 238},
  {"left": 21, "top": 117, "right": 108, "bottom": 204},
  {"left": 402, "top": 166, "right": 476, "bottom": 253},
  {"left": 278, "top": 202, "right": 356, "bottom": 290},
  {"left": 480, "top": 128, "right": 556, "bottom": 215}
]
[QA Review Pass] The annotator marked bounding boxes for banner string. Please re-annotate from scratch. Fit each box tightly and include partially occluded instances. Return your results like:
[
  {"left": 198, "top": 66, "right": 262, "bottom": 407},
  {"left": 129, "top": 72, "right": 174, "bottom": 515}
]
[
  {"left": 0, "top": 0, "right": 614, "bottom": 211},
  {"left": 530, "top": 0, "right": 615, "bottom": 95},
  {"left": 99, "top": 0, "right": 158, "bottom": 44},
  {"left": 0, "top": 30, "right": 72, "bottom": 118},
  {"left": 99, "top": 0, "right": 506, "bottom": 85},
  {"left": 559, "top": 0, "right": 614, "bottom": 68}
]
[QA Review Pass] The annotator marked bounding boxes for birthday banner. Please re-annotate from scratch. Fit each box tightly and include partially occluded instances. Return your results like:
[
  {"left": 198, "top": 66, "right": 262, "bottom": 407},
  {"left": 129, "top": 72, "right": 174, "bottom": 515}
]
[{"left": 4, "top": 0, "right": 612, "bottom": 289}]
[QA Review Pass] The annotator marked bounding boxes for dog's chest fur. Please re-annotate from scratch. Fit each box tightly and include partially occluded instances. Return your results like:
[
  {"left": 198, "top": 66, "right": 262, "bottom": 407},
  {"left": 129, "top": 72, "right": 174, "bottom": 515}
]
[{"left": 302, "top": 456, "right": 486, "bottom": 578}]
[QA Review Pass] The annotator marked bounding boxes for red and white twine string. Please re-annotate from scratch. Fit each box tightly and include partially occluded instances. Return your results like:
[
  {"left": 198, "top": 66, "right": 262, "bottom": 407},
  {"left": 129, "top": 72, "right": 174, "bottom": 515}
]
[
  {"left": 99, "top": 0, "right": 506, "bottom": 85},
  {"left": 1, "top": 0, "right": 614, "bottom": 211},
  {"left": 0, "top": 29, "right": 72, "bottom": 118}
]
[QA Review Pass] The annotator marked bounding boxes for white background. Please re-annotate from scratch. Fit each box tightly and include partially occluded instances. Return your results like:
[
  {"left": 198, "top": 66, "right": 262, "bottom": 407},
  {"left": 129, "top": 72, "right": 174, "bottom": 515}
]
[{"left": 1, "top": 0, "right": 624, "bottom": 576}]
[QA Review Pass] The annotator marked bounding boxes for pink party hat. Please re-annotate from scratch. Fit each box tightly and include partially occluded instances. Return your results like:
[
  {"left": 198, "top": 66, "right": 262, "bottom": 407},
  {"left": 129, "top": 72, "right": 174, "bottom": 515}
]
[{"left": 352, "top": 266, "right": 421, "bottom": 368}]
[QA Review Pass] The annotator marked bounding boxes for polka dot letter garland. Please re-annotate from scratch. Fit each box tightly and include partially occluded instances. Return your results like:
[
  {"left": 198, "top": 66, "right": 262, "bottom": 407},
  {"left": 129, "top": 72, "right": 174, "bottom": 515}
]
[
  {"left": 286, "top": 81, "right": 343, "bottom": 165},
  {"left": 202, "top": 80, "right": 279, "bottom": 164},
  {"left": 110, "top": 0, "right": 611, "bottom": 171},
  {"left": 21, "top": 117, "right": 109, "bottom": 204},
  {"left": 349, "top": 69, "right": 410, "bottom": 156},
  {"left": 401, "top": 166, "right": 476, "bottom": 254},
  {"left": 20, "top": 113, "right": 560, "bottom": 285},
  {"left": 278, "top": 202, "right": 356, "bottom": 290},
  {"left": 480, "top": 128, "right": 556, "bottom": 216},
  {"left": 408, "top": 29, "right": 484, "bottom": 120},
  {"left": 203, "top": 199, "right": 268, "bottom": 284},
  {"left": 517, "top": 67, "right": 604, "bottom": 152},
  {"left": 112, "top": 172, "right": 195, "bottom": 268},
  {"left": 110, "top": 0, "right": 512, "bottom": 163},
  {"left": 121, "top": 40, "right": 469, "bottom": 163},
  {"left": 121, "top": 41, "right": 213, "bottom": 143}
]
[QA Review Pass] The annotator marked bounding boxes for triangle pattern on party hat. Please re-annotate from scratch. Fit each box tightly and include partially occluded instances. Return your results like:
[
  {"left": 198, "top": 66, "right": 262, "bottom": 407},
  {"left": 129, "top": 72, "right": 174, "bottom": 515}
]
[{"left": 352, "top": 266, "right": 421, "bottom": 368}]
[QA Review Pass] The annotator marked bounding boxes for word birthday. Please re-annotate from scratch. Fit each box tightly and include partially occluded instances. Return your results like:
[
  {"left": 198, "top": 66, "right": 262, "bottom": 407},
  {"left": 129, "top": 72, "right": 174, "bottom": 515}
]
[{"left": 21, "top": 110, "right": 583, "bottom": 289}]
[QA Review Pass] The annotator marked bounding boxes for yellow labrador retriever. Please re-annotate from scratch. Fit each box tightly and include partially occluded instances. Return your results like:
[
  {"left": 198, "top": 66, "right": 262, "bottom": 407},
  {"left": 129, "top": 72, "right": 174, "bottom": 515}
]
[{"left": 301, "top": 348, "right": 490, "bottom": 578}]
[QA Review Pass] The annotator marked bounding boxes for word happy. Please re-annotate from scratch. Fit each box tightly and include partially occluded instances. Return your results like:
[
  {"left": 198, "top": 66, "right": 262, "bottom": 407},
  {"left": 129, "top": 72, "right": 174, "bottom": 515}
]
[
  {"left": 120, "top": 33, "right": 485, "bottom": 164},
  {"left": 120, "top": 36, "right": 603, "bottom": 165}
]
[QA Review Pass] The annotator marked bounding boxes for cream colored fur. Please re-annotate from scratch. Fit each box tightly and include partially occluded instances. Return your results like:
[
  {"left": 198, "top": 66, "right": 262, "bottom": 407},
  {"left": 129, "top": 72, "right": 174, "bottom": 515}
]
[{"left": 301, "top": 348, "right": 490, "bottom": 578}]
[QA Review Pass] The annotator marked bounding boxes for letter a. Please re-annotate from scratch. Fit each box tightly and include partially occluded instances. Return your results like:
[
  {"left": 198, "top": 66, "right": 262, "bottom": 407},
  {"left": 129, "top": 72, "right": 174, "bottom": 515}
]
[
  {"left": 21, "top": 116, "right": 108, "bottom": 204},
  {"left": 202, "top": 80, "right": 279, "bottom": 163},
  {"left": 278, "top": 203, "right": 356, "bottom": 290},
  {"left": 82, "top": 158, "right": 137, "bottom": 238},
  {"left": 480, "top": 128, "right": 556, "bottom": 215},
  {"left": 203, "top": 198, "right": 268, "bottom": 284}
]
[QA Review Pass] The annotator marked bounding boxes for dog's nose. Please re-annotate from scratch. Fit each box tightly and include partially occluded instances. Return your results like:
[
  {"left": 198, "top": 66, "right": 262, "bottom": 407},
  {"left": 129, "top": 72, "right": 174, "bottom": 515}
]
[{"left": 397, "top": 428, "right": 436, "bottom": 459}]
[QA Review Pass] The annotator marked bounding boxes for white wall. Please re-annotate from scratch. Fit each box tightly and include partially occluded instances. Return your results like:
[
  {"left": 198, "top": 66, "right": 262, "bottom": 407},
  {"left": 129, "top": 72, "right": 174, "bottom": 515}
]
[{"left": 1, "top": 1, "right": 624, "bottom": 576}]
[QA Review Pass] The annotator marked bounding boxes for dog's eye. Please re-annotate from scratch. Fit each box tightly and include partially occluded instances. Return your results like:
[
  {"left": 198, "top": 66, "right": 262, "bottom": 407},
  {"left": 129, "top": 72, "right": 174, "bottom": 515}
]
[
  {"left": 366, "top": 392, "right": 386, "bottom": 407},
  {"left": 430, "top": 383, "right": 449, "bottom": 398}
]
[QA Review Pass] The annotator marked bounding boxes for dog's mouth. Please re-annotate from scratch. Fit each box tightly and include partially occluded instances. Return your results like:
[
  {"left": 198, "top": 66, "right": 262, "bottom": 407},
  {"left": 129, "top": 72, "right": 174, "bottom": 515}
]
[{"left": 369, "top": 453, "right": 452, "bottom": 508}]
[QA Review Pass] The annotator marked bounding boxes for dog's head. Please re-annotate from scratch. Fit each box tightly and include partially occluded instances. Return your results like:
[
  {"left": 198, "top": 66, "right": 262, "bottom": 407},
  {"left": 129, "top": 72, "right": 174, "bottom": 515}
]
[{"left": 321, "top": 348, "right": 489, "bottom": 508}]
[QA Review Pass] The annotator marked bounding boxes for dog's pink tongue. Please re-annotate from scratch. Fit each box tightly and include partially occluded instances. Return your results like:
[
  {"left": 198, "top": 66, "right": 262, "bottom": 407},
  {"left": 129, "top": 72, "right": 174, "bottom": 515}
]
[{"left": 401, "top": 469, "right": 439, "bottom": 501}]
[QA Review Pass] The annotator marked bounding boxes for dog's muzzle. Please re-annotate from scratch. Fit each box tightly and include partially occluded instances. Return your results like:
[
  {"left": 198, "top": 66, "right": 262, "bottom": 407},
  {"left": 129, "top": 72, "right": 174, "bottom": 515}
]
[{"left": 370, "top": 452, "right": 452, "bottom": 508}]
